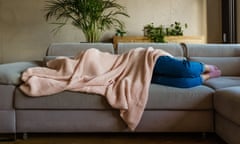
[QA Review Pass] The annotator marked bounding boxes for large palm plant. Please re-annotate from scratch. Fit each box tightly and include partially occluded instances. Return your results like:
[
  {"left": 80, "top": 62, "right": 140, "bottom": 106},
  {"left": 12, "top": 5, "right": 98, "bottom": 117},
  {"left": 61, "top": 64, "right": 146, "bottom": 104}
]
[{"left": 44, "top": 0, "right": 129, "bottom": 42}]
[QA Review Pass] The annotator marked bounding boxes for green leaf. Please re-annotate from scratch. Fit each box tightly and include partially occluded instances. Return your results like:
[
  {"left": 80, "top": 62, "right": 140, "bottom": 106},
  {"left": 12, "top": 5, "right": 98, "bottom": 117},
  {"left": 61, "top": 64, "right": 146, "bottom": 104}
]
[{"left": 44, "top": 0, "right": 129, "bottom": 42}]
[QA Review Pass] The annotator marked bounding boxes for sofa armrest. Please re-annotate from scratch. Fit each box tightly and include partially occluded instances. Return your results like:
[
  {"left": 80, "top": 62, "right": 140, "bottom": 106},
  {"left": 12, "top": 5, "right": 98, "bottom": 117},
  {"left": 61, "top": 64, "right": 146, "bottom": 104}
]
[{"left": 0, "top": 61, "right": 42, "bottom": 85}]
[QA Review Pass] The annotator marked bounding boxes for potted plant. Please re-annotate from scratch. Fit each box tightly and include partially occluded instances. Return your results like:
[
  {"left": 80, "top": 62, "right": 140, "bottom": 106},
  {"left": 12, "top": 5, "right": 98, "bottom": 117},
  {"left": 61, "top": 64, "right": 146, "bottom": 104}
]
[
  {"left": 144, "top": 21, "right": 188, "bottom": 43},
  {"left": 44, "top": 0, "right": 130, "bottom": 42},
  {"left": 143, "top": 23, "right": 154, "bottom": 37},
  {"left": 115, "top": 25, "right": 126, "bottom": 37},
  {"left": 166, "top": 21, "right": 188, "bottom": 36},
  {"left": 144, "top": 24, "right": 166, "bottom": 42}
]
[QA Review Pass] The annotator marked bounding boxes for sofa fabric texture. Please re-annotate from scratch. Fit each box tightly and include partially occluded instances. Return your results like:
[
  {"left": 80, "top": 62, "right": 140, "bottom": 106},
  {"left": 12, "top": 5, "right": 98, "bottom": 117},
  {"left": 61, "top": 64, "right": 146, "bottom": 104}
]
[{"left": 214, "top": 87, "right": 240, "bottom": 126}]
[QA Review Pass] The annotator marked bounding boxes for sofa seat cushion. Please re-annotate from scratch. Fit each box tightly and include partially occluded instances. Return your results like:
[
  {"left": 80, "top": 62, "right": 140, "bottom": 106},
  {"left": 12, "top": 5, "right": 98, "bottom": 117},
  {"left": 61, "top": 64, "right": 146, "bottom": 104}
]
[
  {"left": 214, "top": 86, "right": 240, "bottom": 126},
  {"left": 147, "top": 84, "right": 214, "bottom": 110},
  {"left": 15, "top": 84, "right": 214, "bottom": 110},
  {"left": 0, "top": 61, "right": 42, "bottom": 85},
  {"left": 14, "top": 88, "right": 112, "bottom": 110},
  {"left": 15, "top": 84, "right": 213, "bottom": 110},
  {"left": 204, "top": 76, "right": 240, "bottom": 90}
]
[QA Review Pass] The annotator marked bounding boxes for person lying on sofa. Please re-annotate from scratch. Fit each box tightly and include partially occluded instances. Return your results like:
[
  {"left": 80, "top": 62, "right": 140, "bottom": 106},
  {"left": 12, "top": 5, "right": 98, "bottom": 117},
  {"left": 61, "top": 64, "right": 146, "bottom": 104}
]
[
  {"left": 151, "top": 55, "right": 221, "bottom": 88},
  {"left": 19, "top": 47, "right": 222, "bottom": 131},
  {"left": 20, "top": 47, "right": 222, "bottom": 97}
]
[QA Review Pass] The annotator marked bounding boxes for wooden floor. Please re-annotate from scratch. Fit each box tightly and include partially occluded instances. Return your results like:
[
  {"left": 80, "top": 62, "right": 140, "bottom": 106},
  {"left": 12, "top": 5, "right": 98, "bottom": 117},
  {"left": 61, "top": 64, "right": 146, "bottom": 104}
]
[{"left": 0, "top": 133, "right": 227, "bottom": 144}]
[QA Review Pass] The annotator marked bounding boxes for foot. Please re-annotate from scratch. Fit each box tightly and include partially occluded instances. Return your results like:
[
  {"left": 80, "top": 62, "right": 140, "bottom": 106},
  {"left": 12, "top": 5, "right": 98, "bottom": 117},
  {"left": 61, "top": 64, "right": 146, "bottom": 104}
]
[
  {"left": 202, "top": 65, "right": 221, "bottom": 81},
  {"left": 209, "top": 65, "right": 220, "bottom": 71},
  {"left": 205, "top": 64, "right": 220, "bottom": 72},
  {"left": 209, "top": 69, "right": 221, "bottom": 78}
]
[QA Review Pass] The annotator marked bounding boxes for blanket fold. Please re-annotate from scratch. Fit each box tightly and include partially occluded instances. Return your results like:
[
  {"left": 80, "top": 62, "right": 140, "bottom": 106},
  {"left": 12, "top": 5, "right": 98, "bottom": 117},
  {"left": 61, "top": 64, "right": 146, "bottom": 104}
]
[{"left": 20, "top": 47, "right": 171, "bottom": 130}]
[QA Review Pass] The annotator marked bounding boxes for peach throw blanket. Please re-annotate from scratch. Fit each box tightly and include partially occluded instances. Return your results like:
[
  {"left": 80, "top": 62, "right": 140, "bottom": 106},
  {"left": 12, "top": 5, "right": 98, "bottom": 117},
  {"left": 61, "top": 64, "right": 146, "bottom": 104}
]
[{"left": 20, "top": 47, "right": 171, "bottom": 130}]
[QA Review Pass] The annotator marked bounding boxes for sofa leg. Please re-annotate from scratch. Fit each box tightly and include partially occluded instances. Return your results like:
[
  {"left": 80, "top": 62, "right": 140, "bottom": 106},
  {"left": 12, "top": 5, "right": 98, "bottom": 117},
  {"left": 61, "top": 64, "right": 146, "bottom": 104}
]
[
  {"left": 201, "top": 132, "right": 207, "bottom": 139},
  {"left": 13, "top": 133, "right": 17, "bottom": 141},
  {"left": 22, "top": 133, "right": 28, "bottom": 140}
]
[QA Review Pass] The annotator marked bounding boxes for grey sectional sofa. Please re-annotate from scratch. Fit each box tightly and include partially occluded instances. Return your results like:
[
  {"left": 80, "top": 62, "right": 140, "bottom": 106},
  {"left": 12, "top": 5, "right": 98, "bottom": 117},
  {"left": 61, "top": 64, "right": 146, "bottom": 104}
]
[{"left": 0, "top": 42, "right": 239, "bottom": 144}]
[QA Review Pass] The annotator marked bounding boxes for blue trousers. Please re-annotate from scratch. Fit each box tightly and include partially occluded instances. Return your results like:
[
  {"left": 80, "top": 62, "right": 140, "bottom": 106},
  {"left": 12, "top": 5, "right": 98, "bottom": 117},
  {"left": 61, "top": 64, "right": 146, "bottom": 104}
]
[{"left": 151, "top": 56, "right": 204, "bottom": 88}]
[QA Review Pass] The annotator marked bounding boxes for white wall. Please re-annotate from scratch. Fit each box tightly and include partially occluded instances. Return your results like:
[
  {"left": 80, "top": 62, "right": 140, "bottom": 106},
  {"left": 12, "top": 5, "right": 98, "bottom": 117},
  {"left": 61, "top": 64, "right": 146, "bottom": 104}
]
[
  {"left": 112, "top": 0, "right": 206, "bottom": 36},
  {"left": 0, "top": 0, "right": 207, "bottom": 63}
]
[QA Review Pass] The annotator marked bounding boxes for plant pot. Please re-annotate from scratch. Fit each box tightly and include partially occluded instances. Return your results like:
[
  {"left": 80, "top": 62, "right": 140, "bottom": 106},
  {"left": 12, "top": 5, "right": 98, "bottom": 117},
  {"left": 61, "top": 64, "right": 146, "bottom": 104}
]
[{"left": 165, "top": 36, "right": 205, "bottom": 44}]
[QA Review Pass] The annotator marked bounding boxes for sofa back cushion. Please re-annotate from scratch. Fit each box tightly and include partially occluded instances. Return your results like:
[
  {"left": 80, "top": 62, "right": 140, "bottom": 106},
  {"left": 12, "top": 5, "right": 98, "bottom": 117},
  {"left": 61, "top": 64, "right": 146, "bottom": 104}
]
[
  {"left": 117, "top": 43, "right": 184, "bottom": 57},
  {"left": 186, "top": 44, "right": 240, "bottom": 76},
  {"left": 43, "top": 43, "right": 114, "bottom": 65},
  {"left": 46, "top": 43, "right": 114, "bottom": 56}
]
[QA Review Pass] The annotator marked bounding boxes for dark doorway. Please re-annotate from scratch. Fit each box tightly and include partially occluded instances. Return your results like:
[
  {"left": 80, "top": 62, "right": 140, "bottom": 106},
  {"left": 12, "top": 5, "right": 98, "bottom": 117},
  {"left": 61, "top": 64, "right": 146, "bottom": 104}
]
[{"left": 222, "top": 0, "right": 237, "bottom": 43}]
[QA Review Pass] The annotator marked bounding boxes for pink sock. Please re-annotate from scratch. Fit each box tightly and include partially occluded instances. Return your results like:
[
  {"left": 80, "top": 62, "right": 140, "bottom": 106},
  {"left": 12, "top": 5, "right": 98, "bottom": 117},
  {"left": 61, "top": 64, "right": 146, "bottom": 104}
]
[
  {"left": 209, "top": 69, "right": 221, "bottom": 78},
  {"left": 208, "top": 65, "right": 219, "bottom": 71}
]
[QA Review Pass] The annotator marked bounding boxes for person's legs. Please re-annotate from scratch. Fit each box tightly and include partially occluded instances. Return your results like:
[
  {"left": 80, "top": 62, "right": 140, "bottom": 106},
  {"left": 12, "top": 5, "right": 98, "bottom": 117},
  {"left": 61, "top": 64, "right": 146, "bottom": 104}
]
[
  {"left": 151, "top": 56, "right": 222, "bottom": 88},
  {"left": 153, "top": 56, "right": 204, "bottom": 78},
  {"left": 151, "top": 75, "right": 203, "bottom": 88},
  {"left": 151, "top": 70, "right": 221, "bottom": 88}
]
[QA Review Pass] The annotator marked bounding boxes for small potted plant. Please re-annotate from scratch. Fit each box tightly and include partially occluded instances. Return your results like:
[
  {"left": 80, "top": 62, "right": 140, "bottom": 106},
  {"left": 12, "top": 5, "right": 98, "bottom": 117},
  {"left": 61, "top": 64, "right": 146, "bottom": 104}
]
[
  {"left": 115, "top": 25, "right": 127, "bottom": 37},
  {"left": 144, "top": 21, "right": 188, "bottom": 43},
  {"left": 166, "top": 21, "right": 188, "bottom": 36},
  {"left": 143, "top": 23, "right": 154, "bottom": 37}
]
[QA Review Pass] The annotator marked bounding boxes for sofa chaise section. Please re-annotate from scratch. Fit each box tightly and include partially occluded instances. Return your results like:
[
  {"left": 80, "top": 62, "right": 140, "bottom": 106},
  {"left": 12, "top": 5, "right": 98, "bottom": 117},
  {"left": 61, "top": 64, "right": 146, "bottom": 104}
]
[
  {"left": 214, "top": 87, "right": 240, "bottom": 144},
  {"left": 186, "top": 43, "right": 240, "bottom": 144}
]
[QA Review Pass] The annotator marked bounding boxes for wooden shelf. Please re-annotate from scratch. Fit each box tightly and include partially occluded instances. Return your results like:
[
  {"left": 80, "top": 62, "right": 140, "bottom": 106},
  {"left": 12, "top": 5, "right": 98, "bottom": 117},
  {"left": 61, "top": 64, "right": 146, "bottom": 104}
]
[
  {"left": 165, "top": 36, "right": 205, "bottom": 44},
  {"left": 113, "top": 36, "right": 151, "bottom": 49},
  {"left": 113, "top": 36, "right": 205, "bottom": 50}
]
